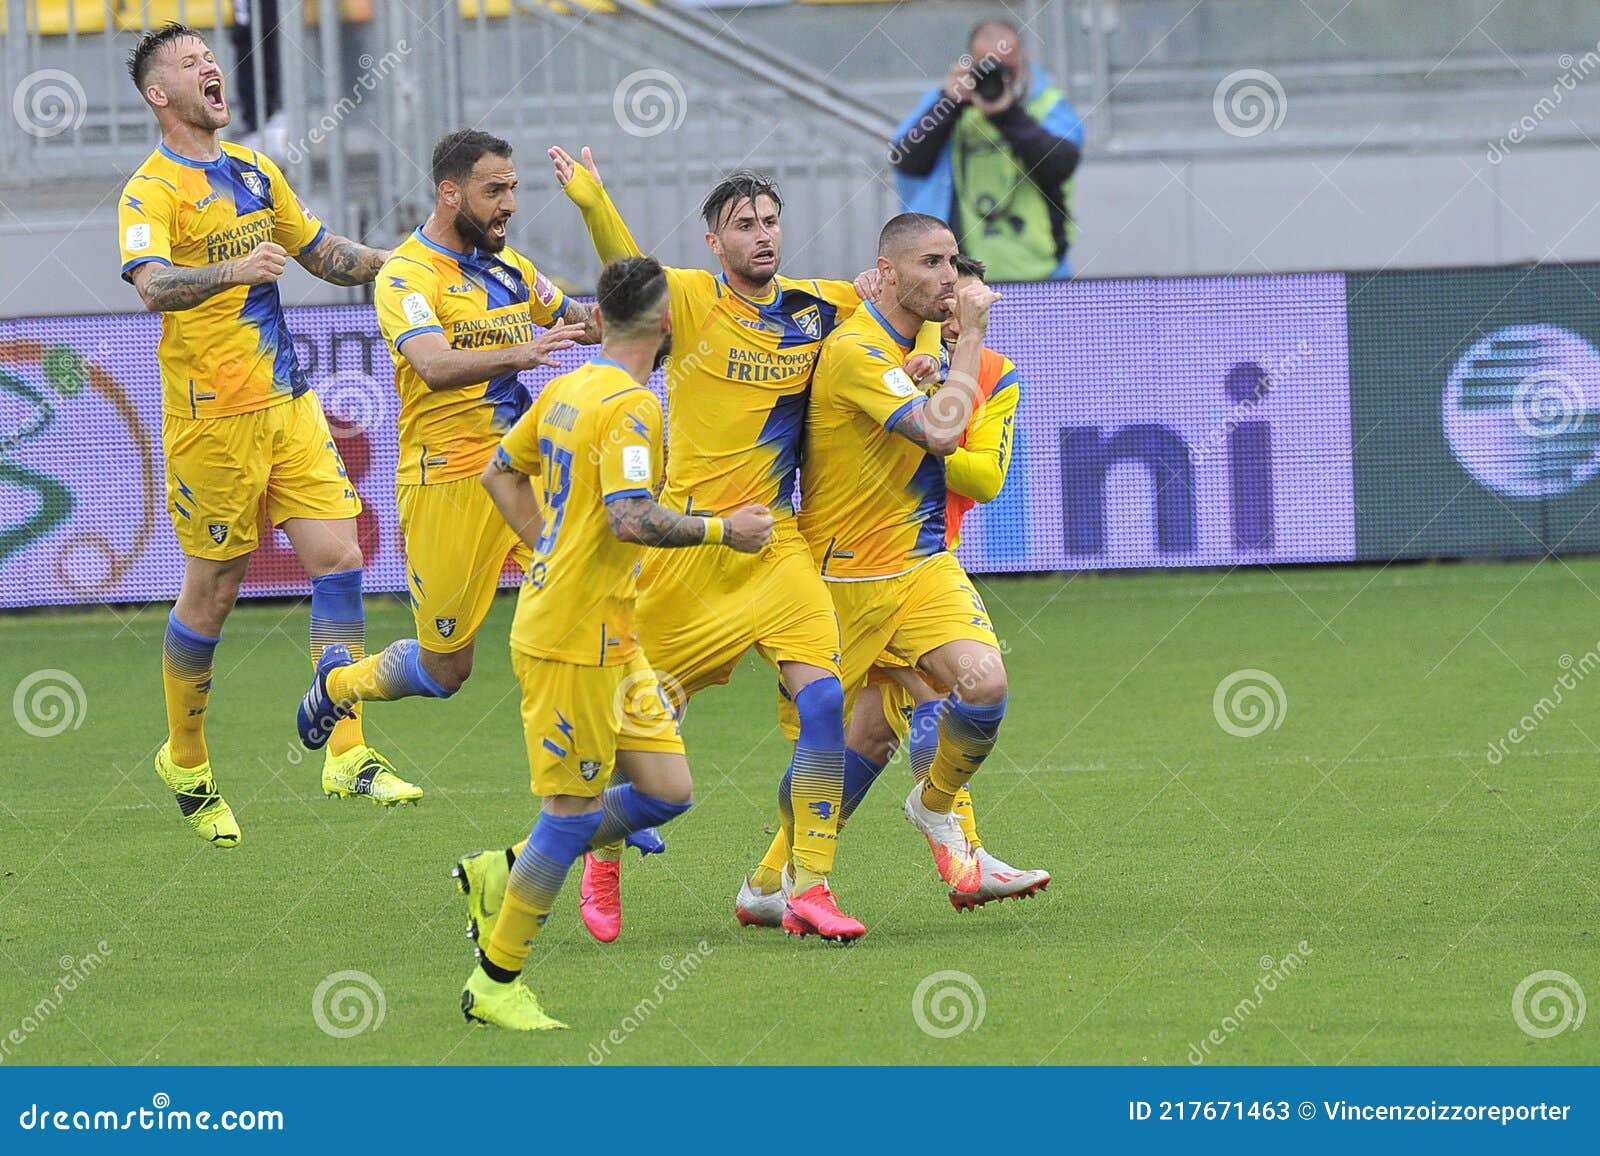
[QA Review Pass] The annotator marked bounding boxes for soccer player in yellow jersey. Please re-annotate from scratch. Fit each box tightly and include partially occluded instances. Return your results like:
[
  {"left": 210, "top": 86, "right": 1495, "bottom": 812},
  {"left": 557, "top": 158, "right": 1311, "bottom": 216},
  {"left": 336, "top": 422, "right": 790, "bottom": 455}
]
[
  {"left": 294, "top": 129, "right": 591, "bottom": 745},
  {"left": 739, "top": 253, "right": 1048, "bottom": 922},
  {"left": 750, "top": 213, "right": 1012, "bottom": 900},
  {"left": 459, "top": 257, "right": 772, "bottom": 1030},
  {"left": 116, "top": 23, "right": 412, "bottom": 847},
  {"left": 522, "top": 146, "right": 937, "bottom": 941}
]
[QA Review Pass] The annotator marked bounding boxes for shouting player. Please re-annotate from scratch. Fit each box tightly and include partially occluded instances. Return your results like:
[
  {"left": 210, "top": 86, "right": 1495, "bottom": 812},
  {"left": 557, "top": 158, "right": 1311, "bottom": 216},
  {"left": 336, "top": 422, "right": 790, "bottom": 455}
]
[
  {"left": 117, "top": 23, "right": 410, "bottom": 846},
  {"left": 295, "top": 130, "right": 589, "bottom": 744},
  {"left": 743, "top": 214, "right": 1011, "bottom": 906},
  {"left": 461, "top": 257, "right": 772, "bottom": 1030},
  {"left": 739, "top": 252, "right": 1046, "bottom": 921},
  {"left": 453, "top": 146, "right": 939, "bottom": 944}
]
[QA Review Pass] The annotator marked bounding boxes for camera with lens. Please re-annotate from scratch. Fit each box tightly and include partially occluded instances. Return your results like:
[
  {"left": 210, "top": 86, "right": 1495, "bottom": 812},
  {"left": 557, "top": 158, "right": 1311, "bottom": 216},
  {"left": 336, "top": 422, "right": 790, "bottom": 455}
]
[{"left": 969, "top": 57, "right": 1015, "bottom": 102}]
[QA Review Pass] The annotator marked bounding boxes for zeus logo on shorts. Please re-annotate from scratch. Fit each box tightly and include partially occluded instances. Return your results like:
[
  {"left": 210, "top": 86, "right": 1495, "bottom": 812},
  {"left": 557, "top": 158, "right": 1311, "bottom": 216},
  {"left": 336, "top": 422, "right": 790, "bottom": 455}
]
[
  {"left": 435, "top": 617, "right": 456, "bottom": 638},
  {"left": 208, "top": 523, "right": 229, "bottom": 545}
]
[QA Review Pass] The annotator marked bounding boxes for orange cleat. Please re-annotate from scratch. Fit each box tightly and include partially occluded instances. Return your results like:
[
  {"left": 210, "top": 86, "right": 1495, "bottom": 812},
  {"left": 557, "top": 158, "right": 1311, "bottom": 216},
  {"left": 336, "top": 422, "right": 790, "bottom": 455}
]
[
  {"left": 782, "top": 883, "right": 866, "bottom": 943},
  {"left": 950, "top": 851, "right": 1051, "bottom": 911},
  {"left": 579, "top": 853, "right": 622, "bottom": 943},
  {"left": 904, "top": 786, "right": 982, "bottom": 893}
]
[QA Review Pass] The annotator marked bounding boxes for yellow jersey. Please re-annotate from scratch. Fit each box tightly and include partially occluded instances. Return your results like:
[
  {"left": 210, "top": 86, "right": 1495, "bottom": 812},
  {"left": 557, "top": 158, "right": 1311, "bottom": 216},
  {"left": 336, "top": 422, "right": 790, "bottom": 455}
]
[
  {"left": 375, "top": 228, "right": 570, "bottom": 485},
  {"left": 558, "top": 167, "right": 941, "bottom": 521},
  {"left": 655, "top": 268, "right": 861, "bottom": 519},
  {"left": 801, "top": 302, "right": 949, "bottom": 580},
  {"left": 498, "top": 358, "right": 664, "bottom": 666},
  {"left": 118, "top": 141, "right": 325, "bottom": 419}
]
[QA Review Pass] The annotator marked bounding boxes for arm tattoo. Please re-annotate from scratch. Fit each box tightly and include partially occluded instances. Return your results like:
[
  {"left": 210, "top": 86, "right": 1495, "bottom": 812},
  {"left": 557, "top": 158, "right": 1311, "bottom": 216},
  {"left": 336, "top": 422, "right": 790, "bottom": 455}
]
[
  {"left": 891, "top": 404, "right": 940, "bottom": 452},
  {"left": 138, "top": 262, "right": 233, "bottom": 312},
  {"left": 606, "top": 496, "right": 707, "bottom": 547},
  {"left": 562, "top": 300, "right": 601, "bottom": 343},
  {"left": 298, "top": 234, "right": 389, "bottom": 286}
]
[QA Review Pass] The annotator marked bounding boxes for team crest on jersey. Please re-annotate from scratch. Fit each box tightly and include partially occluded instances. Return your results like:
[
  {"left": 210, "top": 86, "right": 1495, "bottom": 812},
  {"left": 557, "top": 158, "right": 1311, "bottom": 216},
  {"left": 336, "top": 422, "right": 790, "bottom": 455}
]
[
  {"left": 579, "top": 760, "right": 601, "bottom": 781},
  {"left": 793, "top": 304, "right": 821, "bottom": 340},
  {"left": 241, "top": 170, "right": 265, "bottom": 199},
  {"left": 488, "top": 266, "right": 515, "bottom": 292},
  {"left": 207, "top": 522, "right": 229, "bottom": 545},
  {"left": 435, "top": 617, "right": 457, "bottom": 638}
]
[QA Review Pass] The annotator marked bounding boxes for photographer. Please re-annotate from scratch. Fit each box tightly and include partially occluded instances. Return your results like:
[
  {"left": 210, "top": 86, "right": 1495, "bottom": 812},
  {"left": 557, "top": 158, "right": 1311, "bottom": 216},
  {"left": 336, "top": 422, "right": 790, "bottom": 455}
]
[{"left": 890, "top": 18, "right": 1083, "bottom": 282}]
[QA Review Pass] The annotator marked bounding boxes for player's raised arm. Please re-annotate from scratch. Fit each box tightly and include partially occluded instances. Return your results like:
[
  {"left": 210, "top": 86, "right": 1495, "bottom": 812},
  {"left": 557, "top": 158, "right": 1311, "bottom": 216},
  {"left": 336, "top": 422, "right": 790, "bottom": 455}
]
[
  {"left": 396, "top": 324, "right": 584, "bottom": 392},
  {"left": 129, "top": 241, "right": 285, "bottom": 312},
  {"left": 549, "top": 146, "right": 645, "bottom": 263},
  {"left": 891, "top": 281, "right": 999, "bottom": 456},
  {"left": 606, "top": 497, "right": 771, "bottom": 553},
  {"left": 295, "top": 232, "right": 391, "bottom": 286}
]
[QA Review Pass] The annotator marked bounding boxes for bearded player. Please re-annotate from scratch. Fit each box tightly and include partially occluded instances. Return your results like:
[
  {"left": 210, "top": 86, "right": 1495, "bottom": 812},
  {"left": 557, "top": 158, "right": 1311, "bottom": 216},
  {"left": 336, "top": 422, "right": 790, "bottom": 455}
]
[
  {"left": 739, "top": 253, "right": 1047, "bottom": 923},
  {"left": 118, "top": 23, "right": 411, "bottom": 846},
  {"left": 739, "top": 215, "right": 1012, "bottom": 910},
  {"left": 295, "top": 129, "right": 589, "bottom": 743}
]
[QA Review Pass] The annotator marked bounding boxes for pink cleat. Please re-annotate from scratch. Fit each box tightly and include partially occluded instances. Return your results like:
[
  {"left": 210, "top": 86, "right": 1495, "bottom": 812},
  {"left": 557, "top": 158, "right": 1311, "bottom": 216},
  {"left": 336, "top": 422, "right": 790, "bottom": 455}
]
[
  {"left": 782, "top": 883, "right": 866, "bottom": 943},
  {"left": 579, "top": 854, "right": 622, "bottom": 943}
]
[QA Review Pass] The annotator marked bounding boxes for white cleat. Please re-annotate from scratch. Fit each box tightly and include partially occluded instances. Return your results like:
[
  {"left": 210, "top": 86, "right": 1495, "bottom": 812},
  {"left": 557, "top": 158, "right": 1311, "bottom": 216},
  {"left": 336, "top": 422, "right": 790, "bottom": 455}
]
[
  {"left": 735, "top": 868, "right": 790, "bottom": 928},
  {"left": 903, "top": 786, "right": 982, "bottom": 893},
  {"left": 950, "top": 848, "right": 1051, "bottom": 911}
]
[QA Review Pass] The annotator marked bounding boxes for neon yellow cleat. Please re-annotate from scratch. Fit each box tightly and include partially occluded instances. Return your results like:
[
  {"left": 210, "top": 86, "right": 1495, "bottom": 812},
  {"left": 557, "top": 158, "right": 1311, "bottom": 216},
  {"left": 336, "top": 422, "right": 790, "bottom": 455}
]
[
  {"left": 451, "top": 849, "right": 508, "bottom": 948},
  {"left": 154, "top": 743, "right": 241, "bottom": 848},
  {"left": 321, "top": 746, "right": 423, "bottom": 805},
  {"left": 460, "top": 967, "right": 567, "bottom": 1031}
]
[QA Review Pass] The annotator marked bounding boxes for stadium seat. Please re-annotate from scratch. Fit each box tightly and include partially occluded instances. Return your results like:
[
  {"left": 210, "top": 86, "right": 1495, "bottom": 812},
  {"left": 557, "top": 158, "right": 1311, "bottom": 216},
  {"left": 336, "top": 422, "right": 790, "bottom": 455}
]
[
  {"left": 111, "top": 1, "right": 372, "bottom": 30},
  {"left": 0, "top": 0, "right": 110, "bottom": 35},
  {"left": 113, "top": 1, "right": 231, "bottom": 30}
]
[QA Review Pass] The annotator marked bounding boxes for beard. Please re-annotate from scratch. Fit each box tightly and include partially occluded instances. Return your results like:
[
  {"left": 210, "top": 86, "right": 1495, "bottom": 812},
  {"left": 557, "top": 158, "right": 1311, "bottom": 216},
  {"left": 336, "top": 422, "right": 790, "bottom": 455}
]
[{"left": 453, "top": 205, "right": 505, "bottom": 254}]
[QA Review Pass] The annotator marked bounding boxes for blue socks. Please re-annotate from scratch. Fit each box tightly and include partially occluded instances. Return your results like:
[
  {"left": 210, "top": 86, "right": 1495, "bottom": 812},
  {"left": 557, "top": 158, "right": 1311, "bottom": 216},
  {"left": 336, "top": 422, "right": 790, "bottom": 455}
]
[
  {"left": 840, "top": 747, "right": 886, "bottom": 822},
  {"left": 908, "top": 699, "right": 945, "bottom": 782},
  {"left": 589, "top": 783, "right": 692, "bottom": 848}
]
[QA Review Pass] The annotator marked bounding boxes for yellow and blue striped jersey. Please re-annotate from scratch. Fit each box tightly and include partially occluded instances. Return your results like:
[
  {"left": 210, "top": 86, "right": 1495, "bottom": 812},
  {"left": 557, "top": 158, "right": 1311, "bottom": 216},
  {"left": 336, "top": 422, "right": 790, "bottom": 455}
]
[
  {"left": 656, "top": 268, "right": 861, "bottom": 520},
  {"left": 800, "top": 302, "right": 950, "bottom": 579},
  {"left": 498, "top": 359, "right": 663, "bottom": 667},
  {"left": 117, "top": 141, "right": 325, "bottom": 418},
  {"left": 375, "top": 228, "right": 569, "bottom": 485}
]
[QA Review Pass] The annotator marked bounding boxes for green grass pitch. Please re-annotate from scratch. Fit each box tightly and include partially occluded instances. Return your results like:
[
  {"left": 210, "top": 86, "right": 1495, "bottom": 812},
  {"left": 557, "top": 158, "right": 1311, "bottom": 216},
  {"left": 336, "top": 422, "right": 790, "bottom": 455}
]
[{"left": 3, "top": 559, "right": 1598, "bottom": 1066}]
